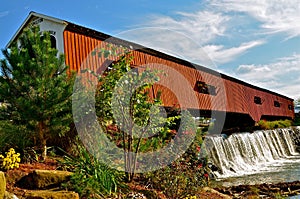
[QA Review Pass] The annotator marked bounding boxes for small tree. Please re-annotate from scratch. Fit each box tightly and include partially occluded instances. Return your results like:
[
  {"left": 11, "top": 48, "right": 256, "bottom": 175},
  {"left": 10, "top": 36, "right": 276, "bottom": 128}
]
[
  {"left": 79, "top": 47, "right": 180, "bottom": 182},
  {"left": 0, "top": 26, "right": 75, "bottom": 159}
]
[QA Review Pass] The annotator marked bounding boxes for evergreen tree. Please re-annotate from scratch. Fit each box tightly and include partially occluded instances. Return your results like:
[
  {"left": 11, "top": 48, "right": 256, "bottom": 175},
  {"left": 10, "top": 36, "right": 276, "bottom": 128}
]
[{"left": 0, "top": 26, "right": 75, "bottom": 159}]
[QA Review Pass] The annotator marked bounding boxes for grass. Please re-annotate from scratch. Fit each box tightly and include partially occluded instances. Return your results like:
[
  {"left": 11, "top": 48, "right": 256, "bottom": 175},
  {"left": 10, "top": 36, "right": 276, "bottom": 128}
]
[{"left": 258, "top": 119, "right": 292, "bottom": 130}]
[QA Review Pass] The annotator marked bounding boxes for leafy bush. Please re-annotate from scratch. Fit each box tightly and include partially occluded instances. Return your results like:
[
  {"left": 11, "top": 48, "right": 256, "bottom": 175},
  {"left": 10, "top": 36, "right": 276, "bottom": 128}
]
[
  {"left": 293, "top": 115, "right": 300, "bottom": 126},
  {"left": 61, "top": 145, "right": 125, "bottom": 198},
  {"left": 142, "top": 128, "right": 210, "bottom": 198}
]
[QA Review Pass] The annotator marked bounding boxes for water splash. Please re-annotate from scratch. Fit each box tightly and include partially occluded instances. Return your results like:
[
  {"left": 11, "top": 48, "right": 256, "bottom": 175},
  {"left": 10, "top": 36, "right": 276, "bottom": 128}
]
[{"left": 204, "top": 128, "right": 300, "bottom": 178}]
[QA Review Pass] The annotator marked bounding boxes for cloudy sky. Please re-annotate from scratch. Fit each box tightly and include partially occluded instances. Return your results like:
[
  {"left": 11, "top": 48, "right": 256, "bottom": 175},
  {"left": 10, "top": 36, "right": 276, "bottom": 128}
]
[{"left": 0, "top": 0, "right": 299, "bottom": 99}]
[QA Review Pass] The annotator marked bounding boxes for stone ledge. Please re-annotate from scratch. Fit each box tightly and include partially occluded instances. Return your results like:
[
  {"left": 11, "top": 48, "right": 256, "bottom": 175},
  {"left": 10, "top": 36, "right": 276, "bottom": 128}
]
[
  {"left": 0, "top": 171, "right": 6, "bottom": 199},
  {"left": 17, "top": 169, "right": 73, "bottom": 190},
  {"left": 23, "top": 190, "right": 79, "bottom": 199}
]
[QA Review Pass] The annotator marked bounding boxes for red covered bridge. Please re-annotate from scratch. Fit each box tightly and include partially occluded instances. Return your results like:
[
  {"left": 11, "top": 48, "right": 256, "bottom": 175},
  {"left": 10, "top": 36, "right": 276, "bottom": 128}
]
[{"left": 7, "top": 12, "right": 295, "bottom": 129}]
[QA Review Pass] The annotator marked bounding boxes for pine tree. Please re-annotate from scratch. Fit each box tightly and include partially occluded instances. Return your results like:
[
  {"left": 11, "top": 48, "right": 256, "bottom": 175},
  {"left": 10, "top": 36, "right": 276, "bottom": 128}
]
[{"left": 0, "top": 26, "right": 75, "bottom": 159}]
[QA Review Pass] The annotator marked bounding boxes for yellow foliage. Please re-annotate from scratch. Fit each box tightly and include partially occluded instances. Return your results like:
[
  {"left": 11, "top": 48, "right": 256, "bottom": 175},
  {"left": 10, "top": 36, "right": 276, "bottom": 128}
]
[
  {"left": 0, "top": 148, "right": 21, "bottom": 170},
  {"left": 185, "top": 196, "right": 197, "bottom": 199}
]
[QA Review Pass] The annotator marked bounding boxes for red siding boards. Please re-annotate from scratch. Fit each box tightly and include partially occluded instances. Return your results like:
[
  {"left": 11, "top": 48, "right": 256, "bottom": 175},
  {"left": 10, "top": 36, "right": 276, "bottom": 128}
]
[{"left": 63, "top": 28, "right": 294, "bottom": 122}]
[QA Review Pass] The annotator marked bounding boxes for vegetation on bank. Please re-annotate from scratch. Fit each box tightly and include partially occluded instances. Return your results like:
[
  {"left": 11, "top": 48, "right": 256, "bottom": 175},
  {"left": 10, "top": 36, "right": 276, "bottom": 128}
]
[{"left": 257, "top": 119, "right": 293, "bottom": 130}]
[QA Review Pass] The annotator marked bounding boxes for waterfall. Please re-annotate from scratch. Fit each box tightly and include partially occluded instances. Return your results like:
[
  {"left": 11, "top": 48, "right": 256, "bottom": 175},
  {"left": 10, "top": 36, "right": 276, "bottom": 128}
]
[{"left": 204, "top": 128, "right": 299, "bottom": 178}]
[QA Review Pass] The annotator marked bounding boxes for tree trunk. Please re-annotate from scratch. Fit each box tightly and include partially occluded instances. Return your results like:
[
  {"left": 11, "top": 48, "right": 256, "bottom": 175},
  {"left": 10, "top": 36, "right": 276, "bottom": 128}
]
[{"left": 38, "top": 121, "right": 47, "bottom": 161}]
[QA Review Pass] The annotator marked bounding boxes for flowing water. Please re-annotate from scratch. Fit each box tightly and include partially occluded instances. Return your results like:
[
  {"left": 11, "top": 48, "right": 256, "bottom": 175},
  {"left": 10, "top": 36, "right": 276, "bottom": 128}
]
[{"left": 204, "top": 128, "right": 300, "bottom": 187}]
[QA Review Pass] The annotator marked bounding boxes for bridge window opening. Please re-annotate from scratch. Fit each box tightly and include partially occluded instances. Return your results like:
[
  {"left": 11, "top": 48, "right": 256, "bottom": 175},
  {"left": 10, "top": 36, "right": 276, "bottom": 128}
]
[
  {"left": 254, "top": 96, "right": 262, "bottom": 104},
  {"left": 196, "top": 81, "right": 217, "bottom": 96},
  {"left": 274, "top": 101, "right": 280, "bottom": 108},
  {"left": 288, "top": 104, "right": 293, "bottom": 110}
]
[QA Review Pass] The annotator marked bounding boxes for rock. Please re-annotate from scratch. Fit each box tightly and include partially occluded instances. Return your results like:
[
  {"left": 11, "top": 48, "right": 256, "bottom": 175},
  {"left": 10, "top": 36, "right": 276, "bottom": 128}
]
[
  {"left": 202, "top": 187, "right": 232, "bottom": 199},
  {"left": 4, "top": 191, "right": 19, "bottom": 199},
  {"left": 0, "top": 171, "right": 6, "bottom": 199},
  {"left": 24, "top": 190, "right": 79, "bottom": 199},
  {"left": 17, "top": 169, "right": 73, "bottom": 189}
]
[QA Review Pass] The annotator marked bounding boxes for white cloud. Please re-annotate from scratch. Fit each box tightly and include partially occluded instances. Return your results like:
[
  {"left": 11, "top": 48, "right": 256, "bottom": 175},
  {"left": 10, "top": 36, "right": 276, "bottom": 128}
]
[
  {"left": 211, "top": 0, "right": 300, "bottom": 38},
  {"left": 203, "top": 40, "right": 265, "bottom": 64},
  {"left": 235, "top": 54, "right": 300, "bottom": 99},
  {"left": 148, "top": 11, "right": 230, "bottom": 45},
  {"left": 118, "top": 27, "right": 217, "bottom": 67},
  {"left": 120, "top": 9, "right": 266, "bottom": 67},
  {"left": 123, "top": 0, "right": 300, "bottom": 67},
  {"left": 119, "top": 28, "right": 264, "bottom": 68}
]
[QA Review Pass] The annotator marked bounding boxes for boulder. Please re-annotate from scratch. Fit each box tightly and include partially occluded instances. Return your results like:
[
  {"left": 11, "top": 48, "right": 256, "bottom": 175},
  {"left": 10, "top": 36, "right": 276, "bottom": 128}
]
[
  {"left": 24, "top": 190, "right": 79, "bottom": 199},
  {"left": 202, "top": 187, "right": 232, "bottom": 199},
  {"left": 4, "top": 191, "right": 19, "bottom": 199},
  {"left": 0, "top": 171, "right": 6, "bottom": 199},
  {"left": 17, "top": 169, "right": 73, "bottom": 189}
]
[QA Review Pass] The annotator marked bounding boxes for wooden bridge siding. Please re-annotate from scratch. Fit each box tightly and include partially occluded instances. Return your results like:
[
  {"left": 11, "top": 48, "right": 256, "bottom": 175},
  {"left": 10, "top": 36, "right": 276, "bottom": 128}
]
[
  {"left": 131, "top": 52, "right": 227, "bottom": 111},
  {"left": 64, "top": 30, "right": 119, "bottom": 81},
  {"left": 223, "top": 79, "right": 248, "bottom": 114},
  {"left": 63, "top": 29, "right": 294, "bottom": 121},
  {"left": 243, "top": 86, "right": 294, "bottom": 121}
]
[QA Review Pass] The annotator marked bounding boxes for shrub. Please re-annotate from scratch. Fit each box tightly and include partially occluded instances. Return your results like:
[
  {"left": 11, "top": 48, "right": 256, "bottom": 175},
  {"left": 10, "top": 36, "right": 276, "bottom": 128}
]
[
  {"left": 142, "top": 128, "right": 210, "bottom": 198},
  {"left": 61, "top": 145, "right": 125, "bottom": 198}
]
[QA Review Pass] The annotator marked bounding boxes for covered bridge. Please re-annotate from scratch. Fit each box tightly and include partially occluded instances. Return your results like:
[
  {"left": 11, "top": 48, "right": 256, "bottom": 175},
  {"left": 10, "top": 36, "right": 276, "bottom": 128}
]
[{"left": 7, "top": 12, "right": 295, "bottom": 129}]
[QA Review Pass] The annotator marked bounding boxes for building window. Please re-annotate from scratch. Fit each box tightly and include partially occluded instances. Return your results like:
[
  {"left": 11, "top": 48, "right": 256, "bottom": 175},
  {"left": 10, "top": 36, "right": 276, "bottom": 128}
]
[
  {"left": 274, "top": 101, "right": 280, "bottom": 108},
  {"left": 288, "top": 104, "right": 293, "bottom": 110},
  {"left": 254, "top": 96, "right": 262, "bottom": 105},
  {"left": 196, "top": 81, "right": 217, "bottom": 96},
  {"left": 40, "top": 34, "right": 57, "bottom": 49},
  {"left": 50, "top": 35, "right": 56, "bottom": 49}
]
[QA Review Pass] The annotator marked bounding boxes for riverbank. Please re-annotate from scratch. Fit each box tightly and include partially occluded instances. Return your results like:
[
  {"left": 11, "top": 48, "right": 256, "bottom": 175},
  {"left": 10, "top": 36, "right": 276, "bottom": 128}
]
[
  {"left": 4, "top": 160, "right": 300, "bottom": 199},
  {"left": 215, "top": 181, "right": 300, "bottom": 198}
]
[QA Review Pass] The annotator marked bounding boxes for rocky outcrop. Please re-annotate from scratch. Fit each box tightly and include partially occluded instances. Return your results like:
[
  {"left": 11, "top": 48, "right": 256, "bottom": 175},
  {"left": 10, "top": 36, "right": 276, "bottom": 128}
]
[
  {"left": 0, "top": 171, "right": 6, "bottom": 198},
  {"left": 4, "top": 191, "right": 19, "bottom": 199},
  {"left": 11, "top": 169, "right": 79, "bottom": 199},
  {"left": 23, "top": 190, "right": 79, "bottom": 199},
  {"left": 17, "top": 169, "right": 73, "bottom": 189},
  {"left": 215, "top": 181, "right": 300, "bottom": 198},
  {"left": 0, "top": 172, "right": 18, "bottom": 199},
  {"left": 202, "top": 187, "right": 232, "bottom": 199}
]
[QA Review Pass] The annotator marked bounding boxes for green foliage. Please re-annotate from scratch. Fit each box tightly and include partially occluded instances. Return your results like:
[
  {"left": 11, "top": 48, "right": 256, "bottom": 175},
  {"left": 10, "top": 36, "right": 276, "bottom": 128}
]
[
  {"left": 61, "top": 145, "right": 125, "bottom": 198},
  {"left": 293, "top": 117, "right": 300, "bottom": 126},
  {"left": 0, "top": 148, "right": 21, "bottom": 171},
  {"left": 258, "top": 119, "right": 292, "bottom": 130},
  {"left": 0, "top": 120, "right": 32, "bottom": 151},
  {"left": 142, "top": 121, "right": 210, "bottom": 198},
  {"left": 0, "top": 26, "right": 75, "bottom": 157},
  {"left": 79, "top": 45, "right": 208, "bottom": 195},
  {"left": 88, "top": 46, "right": 181, "bottom": 182}
]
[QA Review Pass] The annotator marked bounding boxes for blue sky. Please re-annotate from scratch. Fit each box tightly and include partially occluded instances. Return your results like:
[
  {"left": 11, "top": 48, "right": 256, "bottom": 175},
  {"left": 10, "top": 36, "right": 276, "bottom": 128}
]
[{"left": 0, "top": 0, "right": 299, "bottom": 100}]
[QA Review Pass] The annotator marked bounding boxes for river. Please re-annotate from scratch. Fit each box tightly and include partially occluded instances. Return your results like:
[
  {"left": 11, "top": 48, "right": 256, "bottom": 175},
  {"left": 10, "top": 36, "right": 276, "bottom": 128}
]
[{"left": 211, "top": 155, "right": 300, "bottom": 187}]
